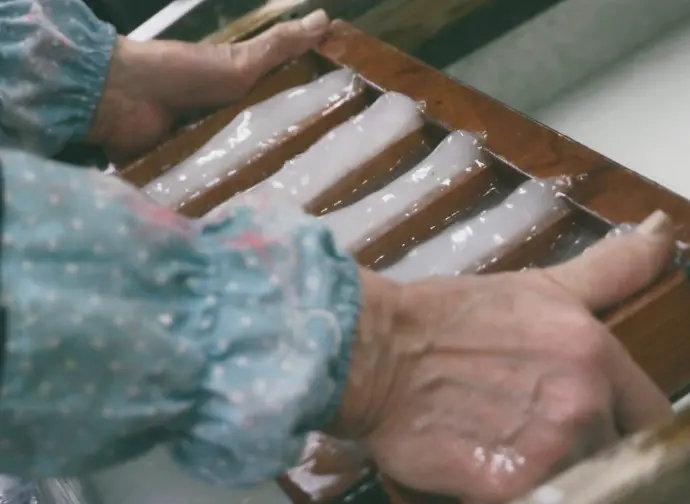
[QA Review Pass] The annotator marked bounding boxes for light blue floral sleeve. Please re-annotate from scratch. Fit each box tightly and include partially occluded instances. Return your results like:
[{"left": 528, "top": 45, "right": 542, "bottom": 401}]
[
  {"left": 0, "top": 0, "right": 116, "bottom": 155},
  {"left": 0, "top": 149, "right": 361, "bottom": 484}
]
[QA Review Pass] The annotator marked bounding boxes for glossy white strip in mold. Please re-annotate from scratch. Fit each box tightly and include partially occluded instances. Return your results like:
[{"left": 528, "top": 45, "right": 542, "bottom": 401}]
[
  {"left": 383, "top": 177, "right": 569, "bottom": 282},
  {"left": 144, "top": 68, "right": 361, "bottom": 207},
  {"left": 320, "top": 130, "right": 482, "bottom": 250},
  {"left": 245, "top": 91, "right": 424, "bottom": 208}
]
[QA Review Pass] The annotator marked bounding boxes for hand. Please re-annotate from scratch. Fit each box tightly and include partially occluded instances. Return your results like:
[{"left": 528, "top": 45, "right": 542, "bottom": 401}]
[
  {"left": 87, "top": 9, "right": 331, "bottom": 162},
  {"left": 335, "top": 210, "right": 676, "bottom": 502}
]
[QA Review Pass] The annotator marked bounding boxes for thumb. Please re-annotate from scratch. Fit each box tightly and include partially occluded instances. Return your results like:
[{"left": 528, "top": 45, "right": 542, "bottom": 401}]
[
  {"left": 230, "top": 9, "right": 331, "bottom": 89},
  {"left": 542, "top": 210, "right": 676, "bottom": 311}
]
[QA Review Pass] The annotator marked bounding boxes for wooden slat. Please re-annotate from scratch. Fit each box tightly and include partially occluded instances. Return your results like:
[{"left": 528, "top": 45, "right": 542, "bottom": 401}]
[
  {"left": 510, "top": 408, "right": 690, "bottom": 504},
  {"left": 480, "top": 202, "right": 612, "bottom": 272},
  {"left": 207, "top": 0, "right": 490, "bottom": 51},
  {"left": 604, "top": 270, "right": 690, "bottom": 395},
  {"left": 203, "top": 0, "right": 565, "bottom": 59}
]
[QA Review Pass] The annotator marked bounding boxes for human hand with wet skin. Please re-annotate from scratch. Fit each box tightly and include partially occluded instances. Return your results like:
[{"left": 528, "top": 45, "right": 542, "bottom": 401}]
[
  {"left": 335, "top": 211, "right": 675, "bottom": 503},
  {"left": 87, "top": 9, "right": 331, "bottom": 161},
  {"left": 0, "top": 1, "right": 677, "bottom": 494}
]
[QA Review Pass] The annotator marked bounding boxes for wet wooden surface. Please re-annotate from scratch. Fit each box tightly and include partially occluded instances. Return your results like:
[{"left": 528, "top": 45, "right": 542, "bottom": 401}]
[
  {"left": 204, "top": 0, "right": 565, "bottom": 57},
  {"left": 206, "top": 0, "right": 491, "bottom": 51},
  {"left": 121, "top": 20, "right": 690, "bottom": 504},
  {"left": 510, "top": 408, "right": 690, "bottom": 504}
]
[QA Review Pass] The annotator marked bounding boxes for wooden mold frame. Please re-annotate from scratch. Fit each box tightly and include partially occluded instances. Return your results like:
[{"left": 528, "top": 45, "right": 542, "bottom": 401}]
[{"left": 118, "top": 20, "right": 690, "bottom": 504}]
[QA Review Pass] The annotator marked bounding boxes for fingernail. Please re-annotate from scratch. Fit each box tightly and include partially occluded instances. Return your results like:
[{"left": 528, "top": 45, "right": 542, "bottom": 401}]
[
  {"left": 637, "top": 210, "right": 673, "bottom": 236},
  {"left": 301, "top": 9, "right": 330, "bottom": 33}
]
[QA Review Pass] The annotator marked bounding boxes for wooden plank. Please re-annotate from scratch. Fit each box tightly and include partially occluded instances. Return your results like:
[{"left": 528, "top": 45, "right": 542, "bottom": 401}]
[
  {"left": 510, "top": 408, "right": 690, "bottom": 504},
  {"left": 204, "top": 0, "right": 314, "bottom": 44},
  {"left": 347, "top": 0, "right": 487, "bottom": 53},
  {"left": 205, "top": 0, "right": 564, "bottom": 55}
]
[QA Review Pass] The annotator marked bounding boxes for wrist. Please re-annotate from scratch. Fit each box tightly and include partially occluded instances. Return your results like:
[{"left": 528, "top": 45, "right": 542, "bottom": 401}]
[
  {"left": 87, "top": 37, "right": 236, "bottom": 157},
  {"left": 87, "top": 36, "right": 169, "bottom": 155},
  {"left": 328, "top": 268, "right": 414, "bottom": 440}
]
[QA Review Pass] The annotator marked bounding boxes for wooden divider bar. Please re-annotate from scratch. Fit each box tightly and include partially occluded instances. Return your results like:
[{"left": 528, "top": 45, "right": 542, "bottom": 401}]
[
  {"left": 510, "top": 407, "right": 690, "bottom": 504},
  {"left": 605, "top": 270, "right": 690, "bottom": 395}
]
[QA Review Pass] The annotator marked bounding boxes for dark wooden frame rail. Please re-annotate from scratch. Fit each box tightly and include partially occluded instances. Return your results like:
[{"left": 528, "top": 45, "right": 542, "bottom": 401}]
[
  {"left": 508, "top": 407, "right": 690, "bottom": 504},
  {"left": 117, "top": 19, "right": 690, "bottom": 504},
  {"left": 150, "top": 0, "right": 566, "bottom": 56}
]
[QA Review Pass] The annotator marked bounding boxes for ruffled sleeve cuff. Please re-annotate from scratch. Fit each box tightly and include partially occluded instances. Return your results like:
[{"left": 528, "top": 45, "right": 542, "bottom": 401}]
[
  {"left": 0, "top": 156, "right": 361, "bottom": 484},
  {"left": 167, "top": 199, "right": 361, "bottom": 485},
  {"left": 0, "top": 0, "right": 116, "bottom": 155}
]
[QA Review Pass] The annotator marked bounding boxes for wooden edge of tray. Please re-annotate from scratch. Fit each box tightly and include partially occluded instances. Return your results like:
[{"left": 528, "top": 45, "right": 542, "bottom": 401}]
[
  {"left": 315, "top": 21, "right": 690, "bottom": 244},
  {"left": 508, "top": 407, "right": 690, "bottom": 504},
  {"left": 203, "top": 0, "right": 494, "bottom": 52}
]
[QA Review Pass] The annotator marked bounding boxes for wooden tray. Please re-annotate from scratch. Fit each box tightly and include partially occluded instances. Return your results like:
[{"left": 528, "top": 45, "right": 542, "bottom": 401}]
[{"left": 117, "top": 20, "right": 690, "bottom": 504}]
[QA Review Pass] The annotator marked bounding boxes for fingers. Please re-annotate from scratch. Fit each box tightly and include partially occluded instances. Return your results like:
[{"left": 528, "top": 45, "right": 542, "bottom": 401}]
[
  {"left": 543, "top": 210, "right": 676, "bottom": 311},
  {"left": 606, "top": 338, "right": 673, "bottom": 433},
  {"left": 230, "top": 9, "right": 331, "bottom": 89},
  {"left": 541, "top": 210, "right": 674, "bottom": 430}
]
